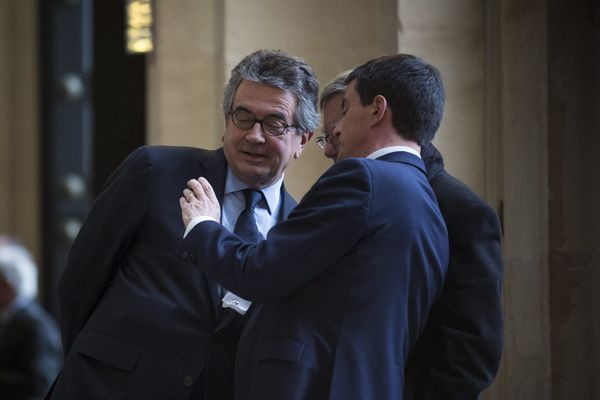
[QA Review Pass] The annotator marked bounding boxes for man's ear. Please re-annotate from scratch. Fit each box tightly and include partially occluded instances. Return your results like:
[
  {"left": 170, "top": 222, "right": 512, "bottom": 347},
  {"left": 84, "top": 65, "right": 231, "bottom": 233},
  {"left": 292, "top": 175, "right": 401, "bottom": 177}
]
[
  {"left": 294, "top": 131, "right": 314, "bottom": 159},
  {"left": 370, "top": 95, "right": 388, "bottom": 126}
]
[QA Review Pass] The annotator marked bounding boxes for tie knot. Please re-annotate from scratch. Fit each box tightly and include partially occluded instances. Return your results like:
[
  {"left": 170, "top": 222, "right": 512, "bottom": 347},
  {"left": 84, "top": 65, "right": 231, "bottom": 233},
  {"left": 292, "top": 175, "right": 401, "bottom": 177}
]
[{"left": 242, "top": 189, "right": 262, "bottom": 210}]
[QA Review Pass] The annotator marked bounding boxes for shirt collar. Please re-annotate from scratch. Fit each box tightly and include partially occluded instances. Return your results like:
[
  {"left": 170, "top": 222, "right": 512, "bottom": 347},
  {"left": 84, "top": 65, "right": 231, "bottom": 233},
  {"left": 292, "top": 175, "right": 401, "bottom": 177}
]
[
  {"left": 224, "top": 167, "right": 283, "bottom": 215},
  {"left": 367, "top": 146, "right": 421, "bottom": 160}
]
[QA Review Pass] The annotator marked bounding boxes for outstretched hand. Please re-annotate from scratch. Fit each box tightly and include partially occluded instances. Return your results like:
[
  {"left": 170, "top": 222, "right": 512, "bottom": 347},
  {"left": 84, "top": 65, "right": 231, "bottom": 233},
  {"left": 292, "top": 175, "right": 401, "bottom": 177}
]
[{"left": 180, "top": 177, "right": 221, "bottom": 228}]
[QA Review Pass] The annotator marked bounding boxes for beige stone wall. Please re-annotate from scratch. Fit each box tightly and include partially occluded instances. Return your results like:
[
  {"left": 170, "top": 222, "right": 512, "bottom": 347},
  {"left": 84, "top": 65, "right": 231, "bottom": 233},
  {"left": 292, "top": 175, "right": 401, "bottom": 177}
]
[
  {"left": 147, "top": 0, "right": 223, "bottom": 150},
  {"left": 547, "top": 0, "right": 600, "bottom": 397},
  {"left": 491, "top": 1, "right": 552, "bottom": 398},
  {"left": 0, "top": 2, "right": 9, "bottom": 231},
  {"left": 0, "top": 0, "right": 39, "bottom": 259},
  {"left": 397, "top": 0, "right": 491, "bottom": 201}
]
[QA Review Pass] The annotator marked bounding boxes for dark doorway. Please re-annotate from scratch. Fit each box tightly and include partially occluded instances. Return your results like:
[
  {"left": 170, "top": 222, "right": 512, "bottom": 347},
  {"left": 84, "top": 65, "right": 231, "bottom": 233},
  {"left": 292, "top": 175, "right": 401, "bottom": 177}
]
[
  {"left": 40, "top": 0, "right": 146, "bottom": 317},
  {"left": 93, "top": 0, "right": 146, "bottom": 194}
]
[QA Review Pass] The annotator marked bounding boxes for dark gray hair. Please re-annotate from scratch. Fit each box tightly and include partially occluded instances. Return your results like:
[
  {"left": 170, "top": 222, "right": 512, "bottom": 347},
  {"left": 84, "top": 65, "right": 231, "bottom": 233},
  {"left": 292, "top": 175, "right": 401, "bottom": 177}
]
[
  {"left": 347, "top": 54, "right": 445, "bottom": 147},
  {"left": 0, "top": 237, "right": 37, "bottom": 299},
  {"left": 222, "top": 49, "right": 320, "bottom": 133},
  {"left": 319, "top": 70, "right": 352, "bottom": 110}
]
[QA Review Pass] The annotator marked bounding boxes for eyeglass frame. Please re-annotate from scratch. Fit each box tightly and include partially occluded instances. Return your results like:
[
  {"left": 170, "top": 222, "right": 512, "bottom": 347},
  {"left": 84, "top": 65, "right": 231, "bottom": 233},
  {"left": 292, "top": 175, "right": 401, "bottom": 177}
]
[
  {"left": 315, "top": 133, "right": 331, "bottom": 150},
  {"left": 315, "top": 132, "right": 339, "bottom": 150},
  {"left": 228, "top": 108, "right": 299, "bottom": 137}
]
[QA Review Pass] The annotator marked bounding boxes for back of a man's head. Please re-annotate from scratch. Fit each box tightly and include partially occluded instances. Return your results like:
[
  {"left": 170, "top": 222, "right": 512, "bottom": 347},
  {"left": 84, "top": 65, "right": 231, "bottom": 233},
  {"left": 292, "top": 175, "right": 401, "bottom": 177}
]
[
  {"left": 222, "top": 49, "right": 320, "bottom": 134},
  {"left": 319, "top": 70, "right": 351, "bottom": 110},
  {"left": 346, "top": 54, "right": 445, "bottom": 147},
  {"left": 0, "top": 236, "right": 38, "bottom": 301}
]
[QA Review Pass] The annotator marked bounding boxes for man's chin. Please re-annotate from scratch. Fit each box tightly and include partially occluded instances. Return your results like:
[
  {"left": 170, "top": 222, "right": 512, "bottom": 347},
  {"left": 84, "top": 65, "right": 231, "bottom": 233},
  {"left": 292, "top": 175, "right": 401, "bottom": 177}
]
[{"left": 236, "top": 166, "right": 276, "bottom": 187}]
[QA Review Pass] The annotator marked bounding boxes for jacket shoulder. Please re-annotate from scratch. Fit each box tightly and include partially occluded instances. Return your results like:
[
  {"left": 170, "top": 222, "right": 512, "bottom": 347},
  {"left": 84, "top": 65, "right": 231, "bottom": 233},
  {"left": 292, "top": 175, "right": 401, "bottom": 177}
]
[
  {"left": 133, "top": 145, "right": 217, "bottom": 159},
  {"left": 431, "top": 169, "right": 501, "bottom": 235},
  {"left": 431, "top": 169, "right": 494, "bottom": 211}
]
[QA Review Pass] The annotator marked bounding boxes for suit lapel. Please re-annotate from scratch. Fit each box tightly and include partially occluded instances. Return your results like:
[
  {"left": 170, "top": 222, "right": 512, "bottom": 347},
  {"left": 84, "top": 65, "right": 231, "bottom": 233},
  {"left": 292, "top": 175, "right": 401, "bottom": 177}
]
[
  {"left": 194, "top": 149, "right": 228, "bottom": 322},
  {"left": 278, "top": 182, "right": 297, "bottom": 220}
]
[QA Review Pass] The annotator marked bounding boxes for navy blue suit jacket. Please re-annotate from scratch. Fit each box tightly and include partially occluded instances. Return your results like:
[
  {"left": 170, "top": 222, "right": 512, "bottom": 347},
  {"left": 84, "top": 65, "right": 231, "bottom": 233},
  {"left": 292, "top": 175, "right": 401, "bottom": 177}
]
[
  {"left": 49, "top": 146, "right": 296, "bottom": 400},
  {"left": 182, "top": 152, "right": 449, "bottom": 400},
  {"left": 404, "top": 144, "right": 503, "bottom": 399}
]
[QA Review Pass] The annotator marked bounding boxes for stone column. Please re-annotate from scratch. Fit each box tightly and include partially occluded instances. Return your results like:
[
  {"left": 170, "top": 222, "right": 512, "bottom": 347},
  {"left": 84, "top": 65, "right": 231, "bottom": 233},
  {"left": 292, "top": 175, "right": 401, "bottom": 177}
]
[
  {"left": 146, "top": 0, "right": 223, "bottom": 150},
  {"left": 490, "top": 0, "right": 552, "bottom": 398},
  {"left": 0, "top": 0, "right": 39, "bottom": 260}
]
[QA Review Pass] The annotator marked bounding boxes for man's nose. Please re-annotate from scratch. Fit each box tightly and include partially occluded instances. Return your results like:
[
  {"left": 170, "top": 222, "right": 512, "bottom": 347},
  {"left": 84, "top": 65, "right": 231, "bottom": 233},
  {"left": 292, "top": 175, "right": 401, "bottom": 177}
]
[{"left": 244, "top": 122, "right": 267, "bottom": 143}]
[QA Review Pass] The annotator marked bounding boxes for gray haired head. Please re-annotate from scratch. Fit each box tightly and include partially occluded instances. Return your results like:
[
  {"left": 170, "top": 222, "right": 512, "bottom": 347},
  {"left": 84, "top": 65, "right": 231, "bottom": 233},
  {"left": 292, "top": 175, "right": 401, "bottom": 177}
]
[
  {"left": 319, "top": 70, "right": 352, "bottom": 110},
  {"left": 0, "top": 237, "right": 38, "bottom": 300},
  {"left": 222, "top": 49, "right": 320, "bottom": 133}
]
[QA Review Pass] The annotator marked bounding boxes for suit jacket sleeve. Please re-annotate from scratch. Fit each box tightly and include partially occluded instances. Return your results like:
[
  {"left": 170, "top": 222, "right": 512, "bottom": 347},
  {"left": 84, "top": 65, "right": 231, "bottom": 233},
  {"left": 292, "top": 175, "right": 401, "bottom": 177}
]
[
  {"left": 57, "top": 146, "right": 153, "bottom": 355},
  {"left": 406, "top": 198, "right": 503, "bottom": 399},
  {"left": 181, "top": 158, "right": 371, "bottom": 302}
]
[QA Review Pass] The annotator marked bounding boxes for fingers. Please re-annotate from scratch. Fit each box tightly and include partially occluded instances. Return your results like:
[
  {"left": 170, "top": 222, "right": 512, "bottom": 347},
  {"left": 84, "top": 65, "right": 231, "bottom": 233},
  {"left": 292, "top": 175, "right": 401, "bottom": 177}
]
[
  {"left": 182, "top": 188, "right": 194, "bottom": 202},
  {"left": 187, "top": 179, "right": 203, "bottom": 199},
  {"left": 198, "top": 177, "right": 217, "bottom": 202},
  {"left": 187, "top": 177, "right": 217, "bottom": 203},
  {"left": 181, "top": 177, "right": 221, "bottom": 223},
  {"left": 179, "top": 196, "right": 191, "bottom": 227}
]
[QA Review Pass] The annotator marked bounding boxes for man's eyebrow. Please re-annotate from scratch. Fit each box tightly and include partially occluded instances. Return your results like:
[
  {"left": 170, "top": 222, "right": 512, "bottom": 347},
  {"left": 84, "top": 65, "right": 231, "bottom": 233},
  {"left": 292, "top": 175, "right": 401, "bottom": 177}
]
[
  {"left": 265, "top": 111, "right": 288, "bottom": 121},
  {"left": 232, "top": 105, "right": 250, "bottom": 113},
  {"left": 232, "top": 105, "right": 288, "bottom": 121}
]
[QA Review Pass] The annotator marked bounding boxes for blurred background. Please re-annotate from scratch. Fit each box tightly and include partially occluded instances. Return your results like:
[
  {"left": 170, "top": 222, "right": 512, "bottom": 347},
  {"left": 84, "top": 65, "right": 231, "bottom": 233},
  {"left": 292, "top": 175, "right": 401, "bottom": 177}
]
[{"left": 0, "top": 0, "right": 598, "bottom": 398}]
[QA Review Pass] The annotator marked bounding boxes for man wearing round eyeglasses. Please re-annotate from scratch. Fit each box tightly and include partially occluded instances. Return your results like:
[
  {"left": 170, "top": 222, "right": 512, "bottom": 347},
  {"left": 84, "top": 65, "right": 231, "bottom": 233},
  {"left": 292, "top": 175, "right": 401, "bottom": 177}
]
[
  {"left": 315, "top": 71, "right": 347, "bottom": 161},
  {"left": 48, "top": 49, "right": 317, "bottom": 400},
  {"left": 223, "top": 78, "right": 312, "bottom": 189}
]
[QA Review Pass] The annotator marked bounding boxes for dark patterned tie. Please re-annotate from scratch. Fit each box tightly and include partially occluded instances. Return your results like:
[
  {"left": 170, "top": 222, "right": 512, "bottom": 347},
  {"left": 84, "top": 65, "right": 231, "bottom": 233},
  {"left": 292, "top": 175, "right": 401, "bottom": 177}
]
[
  {"left": 233, "top": 189, "right": 263, "bottom": 243},
  {"left": 218, "top": 189, "right": 263, "bottom": 307}
]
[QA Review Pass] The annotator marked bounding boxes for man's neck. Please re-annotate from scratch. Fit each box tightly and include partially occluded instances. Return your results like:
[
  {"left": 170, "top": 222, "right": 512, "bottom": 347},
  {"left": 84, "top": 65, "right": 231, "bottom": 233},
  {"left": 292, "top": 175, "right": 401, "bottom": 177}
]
[{"left": 375, "top": 131, "right": 420, "bottom": 153}]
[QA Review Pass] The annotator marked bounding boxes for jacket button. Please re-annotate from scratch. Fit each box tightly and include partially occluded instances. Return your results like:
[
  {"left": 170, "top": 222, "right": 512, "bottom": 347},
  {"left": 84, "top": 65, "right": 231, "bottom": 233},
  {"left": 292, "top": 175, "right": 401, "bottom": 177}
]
[
  {"left": 183, "top": 376, "right": 193, "bottom": 387},
  {"left": 182, "top": 250, "right": 190, "bottom": 261}
]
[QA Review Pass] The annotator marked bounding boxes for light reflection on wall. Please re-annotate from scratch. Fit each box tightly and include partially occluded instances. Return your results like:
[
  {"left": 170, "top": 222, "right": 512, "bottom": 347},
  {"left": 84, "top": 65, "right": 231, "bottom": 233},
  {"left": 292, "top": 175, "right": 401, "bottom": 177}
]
[{"left": 126, "top": 0, "right": 154, "bottom": 54}]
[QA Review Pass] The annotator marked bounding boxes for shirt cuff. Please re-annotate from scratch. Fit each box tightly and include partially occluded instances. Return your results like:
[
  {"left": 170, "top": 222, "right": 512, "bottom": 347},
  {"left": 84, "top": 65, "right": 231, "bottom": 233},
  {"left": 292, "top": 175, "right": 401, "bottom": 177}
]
[{"left": 183, "top": 216, "right": 219, "bottom": 238}]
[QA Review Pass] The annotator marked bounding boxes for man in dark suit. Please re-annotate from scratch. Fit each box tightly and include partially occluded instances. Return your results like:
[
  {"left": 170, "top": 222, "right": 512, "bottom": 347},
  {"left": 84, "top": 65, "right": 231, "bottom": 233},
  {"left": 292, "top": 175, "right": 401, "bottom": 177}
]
[
  {"left": 404, "top": 143, "right": 503, "bottom": 399},
  {"left": 317, "top": 72, "right": 504, "bottom": 399},
  {"left": 48, "top": 49, "right": 318, "bottom": 400},
  {"left": 180, "top": 54, "right": 449, "bottom": 400},
  {"left": 0, "top": 236, "right": 62, "bottom": 400}
]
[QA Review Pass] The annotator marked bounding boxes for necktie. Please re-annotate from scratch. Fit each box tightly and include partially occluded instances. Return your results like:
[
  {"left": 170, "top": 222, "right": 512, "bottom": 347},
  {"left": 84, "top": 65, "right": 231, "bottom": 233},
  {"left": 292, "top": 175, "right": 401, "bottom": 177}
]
[
  {"left": 233, "top": 189, "right": 263, "bottom": 243},
  {"left": 219, "top": 189, "right": 262, "bottom": 305}
]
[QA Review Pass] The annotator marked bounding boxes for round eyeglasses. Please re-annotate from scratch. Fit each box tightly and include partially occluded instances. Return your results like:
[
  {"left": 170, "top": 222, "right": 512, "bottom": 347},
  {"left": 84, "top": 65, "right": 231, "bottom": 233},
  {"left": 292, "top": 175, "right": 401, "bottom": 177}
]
[
  {"left": 315, "top": 133, "right": 337, "bottom": 150},
  {"left": 228, "top": 109, "right": 298, "bottom": 136}
]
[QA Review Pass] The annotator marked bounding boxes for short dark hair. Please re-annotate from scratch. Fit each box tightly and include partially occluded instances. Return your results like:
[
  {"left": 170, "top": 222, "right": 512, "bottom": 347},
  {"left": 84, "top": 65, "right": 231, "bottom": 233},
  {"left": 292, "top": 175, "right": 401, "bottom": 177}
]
[
  {"left": 223, "top": 49, "right": 320, "bottom": 133},
  {"left": 346, "top": 54, "right": 445, "bottom": 146}
]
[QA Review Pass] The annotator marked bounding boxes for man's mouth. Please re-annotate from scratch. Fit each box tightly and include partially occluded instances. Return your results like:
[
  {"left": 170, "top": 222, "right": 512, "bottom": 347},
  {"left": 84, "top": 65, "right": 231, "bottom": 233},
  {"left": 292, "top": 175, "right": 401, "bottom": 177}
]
[{"left": 241, "top": 151, "right": 267, "bottom": 161}]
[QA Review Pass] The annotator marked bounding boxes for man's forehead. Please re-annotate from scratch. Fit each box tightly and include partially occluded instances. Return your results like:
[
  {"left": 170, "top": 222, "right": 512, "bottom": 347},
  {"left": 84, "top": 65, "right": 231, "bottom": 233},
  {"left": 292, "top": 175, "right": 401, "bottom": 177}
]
[
  {"left": 233, "top": 80, "right": 297, "bottom": 110},
  {"left": 235, "top": 80, "right": 294, "bottom": 97}
]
